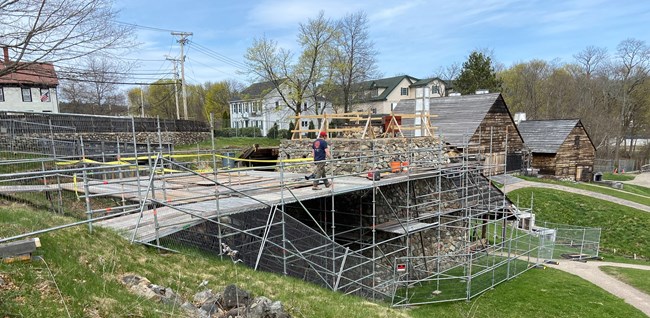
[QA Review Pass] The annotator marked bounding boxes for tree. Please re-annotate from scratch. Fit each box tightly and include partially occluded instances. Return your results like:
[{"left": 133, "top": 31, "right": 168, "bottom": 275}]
[
  {"left": 455, "top": 51, "right": 502, "bottom": 95},
  {"left": 63, "top": 55, "right": 133, "bottom": 112},
  {"left": 146, "top": 80, "right": 177, "bottom": 119},
  {"left": 244, "top": 11, "right": 336, "bottom": 117},
  {"left": 0, "top": 0, "right": 135, "bottom": 77},
  {"left": 326, "top": 11, "right": 378, "bottom": 113},
  {"left": 204, "top": 82, "right": 230, "bottom": 122},
  {"left": 611, "top": 38, "right": 650, "bottom": 162}
]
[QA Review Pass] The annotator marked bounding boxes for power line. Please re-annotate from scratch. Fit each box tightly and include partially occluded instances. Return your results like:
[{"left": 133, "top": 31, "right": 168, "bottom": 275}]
[
  {"left": 115, "top": 21, "right": 188, "bottom": 34},
  {"left": 190, "top": 42, "right": 248, "bottom": 70}
]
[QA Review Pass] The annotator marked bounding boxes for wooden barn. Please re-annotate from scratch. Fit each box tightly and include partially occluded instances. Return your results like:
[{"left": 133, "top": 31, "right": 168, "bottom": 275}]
[
  {"left": 395, "top": 93, "right": 526, "bottom": 174},
  {"left": 517, "top": 119, "right": 595, "bottom": 181}
]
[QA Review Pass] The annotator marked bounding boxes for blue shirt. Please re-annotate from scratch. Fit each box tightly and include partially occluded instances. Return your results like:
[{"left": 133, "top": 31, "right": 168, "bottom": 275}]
[{"left": 312, "top": 138, "right": 328, "bottom": 161}]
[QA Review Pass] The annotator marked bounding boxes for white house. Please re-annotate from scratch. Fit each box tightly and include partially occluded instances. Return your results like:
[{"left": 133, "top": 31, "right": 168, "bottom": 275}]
[
  {"left": 229, "top": 80, "right": 333, "bottom": 137},
  {"left": 0, "top": 49, "right": 60, "bottom": 113},
  {"left": 352, "top": 76, "right": 447, "bottom": 114}
]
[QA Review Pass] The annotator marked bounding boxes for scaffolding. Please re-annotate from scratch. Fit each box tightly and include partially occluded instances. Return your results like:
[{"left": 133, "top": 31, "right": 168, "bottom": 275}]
[{"left": 0, "top": 111, "right": 600, "bottom": 307}]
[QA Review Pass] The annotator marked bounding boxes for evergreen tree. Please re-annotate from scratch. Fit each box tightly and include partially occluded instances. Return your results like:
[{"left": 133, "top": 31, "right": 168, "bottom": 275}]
[
  {"left": 222, "top": 110, "right": 230, "bottom": 128},
  {"left": 308, "top": 121, "right": 316, "bottom": 139},
  {"left": 455, "top": 51, "right": 502, "bottom": 95}
]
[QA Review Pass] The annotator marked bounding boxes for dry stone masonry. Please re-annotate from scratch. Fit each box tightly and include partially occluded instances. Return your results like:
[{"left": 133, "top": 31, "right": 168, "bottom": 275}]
[{"left": 279, "top": 136, "right": 450, "bottom": 175}]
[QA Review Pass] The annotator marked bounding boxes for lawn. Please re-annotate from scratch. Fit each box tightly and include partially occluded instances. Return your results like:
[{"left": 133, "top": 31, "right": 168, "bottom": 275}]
[
  {"left": 1, "top": 204, "right": 646, "bottom": 317},
  {"left": 507, "top": 187, "right": 650, "bottom": 260},
  {"left": 517, "top": 176, "right": 650, "bottom": 206},
  {"left": 602, "top": 172, "right": 637, "bottom": 181},
  {"left": 600, "top": 266, "right": 650, "bottom": 295}
]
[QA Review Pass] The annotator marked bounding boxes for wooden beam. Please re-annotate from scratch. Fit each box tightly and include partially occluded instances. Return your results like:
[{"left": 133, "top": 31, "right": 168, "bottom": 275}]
[{"left": 0, "top": 238, "right": 41, "bottom": 258}]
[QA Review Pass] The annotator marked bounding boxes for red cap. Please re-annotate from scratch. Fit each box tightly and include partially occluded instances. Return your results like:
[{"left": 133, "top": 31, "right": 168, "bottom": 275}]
[{"left": 319, "top": 131, "right": 327, "bottom": 137}]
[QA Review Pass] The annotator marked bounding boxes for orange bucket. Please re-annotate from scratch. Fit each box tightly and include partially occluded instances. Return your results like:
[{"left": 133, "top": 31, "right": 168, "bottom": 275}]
[{"left": 390, "top": 161, "right": 401, "bottom": 173}]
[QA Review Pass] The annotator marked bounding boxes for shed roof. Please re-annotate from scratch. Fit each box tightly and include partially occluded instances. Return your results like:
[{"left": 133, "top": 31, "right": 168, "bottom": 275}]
[
  {"left": 394, "top": 93, "right": 504, "bottom": 145},
  {"left": 517, "top": 119, "right": 586, "bottom": 153},
  {"left": 0, "top": 62, "right": 59, "bottom": 86}
]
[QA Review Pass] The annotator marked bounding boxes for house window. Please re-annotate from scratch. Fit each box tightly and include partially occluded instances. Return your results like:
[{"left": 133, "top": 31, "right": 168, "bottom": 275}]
[
  {"left": 301, "top": 120, "right": 309, "bottom": 128},
  {"left": 0, "top": 87, "right": 4, "bottom": 102},
  {"left": 303, "top": 102, "right": 308, "bottom": 111},
  {"left": 275, "top": 101, "right": 280, "bottom": 110},
  {"left": 40, "top": 88, "right": 50, "bottom": 102},
  {"left": 574, "top": 136, "right": 580, "bottom": 148},
  {"left": 372, "top": 108, "right": 377, "bottom": 114},
  {"left": 431, "top": 85, "right": 440, "bottom": 94},
  {"left": 400, "top": 87, "right": 408, "bottom": 96},
  {"left": 22, "top": 88, "right": 32, "bottom": 102}
]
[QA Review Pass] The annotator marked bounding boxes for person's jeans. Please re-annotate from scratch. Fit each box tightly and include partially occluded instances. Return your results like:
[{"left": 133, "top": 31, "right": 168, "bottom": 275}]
[{"left": 312, "top": 162, "right": 329, "bottom": 187}]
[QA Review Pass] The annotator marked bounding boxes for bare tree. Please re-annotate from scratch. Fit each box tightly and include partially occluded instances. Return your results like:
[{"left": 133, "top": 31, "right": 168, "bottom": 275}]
[
  {"left": 57, "top": 54, "right": 134, "bottom": 114},
  {"left": 612, "top": 38, "right": 650, "bottom": 162},
  {"left": 327, "top": 11, "right": 378, "bottom": 113},
  {"left": 0, "top": 0, "right": 134, "bottom": 76},
  {"left": 574, "top": 46, "right": 608, "bottom": 79},
  {"left": 244, "top": 11, "right": 336, "bottom": 117}
]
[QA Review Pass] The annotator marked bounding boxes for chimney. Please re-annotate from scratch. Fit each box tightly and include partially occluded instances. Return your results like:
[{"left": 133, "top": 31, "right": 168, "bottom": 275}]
[
  {"left": 514, "top": 112, "right": 527, "bottom": 125},
  {"left": 2, "top": 47, "right": 8, "bottom": 64}
]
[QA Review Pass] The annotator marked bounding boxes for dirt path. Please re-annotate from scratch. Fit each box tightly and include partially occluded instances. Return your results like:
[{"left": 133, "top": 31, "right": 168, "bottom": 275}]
[
  {"left": 500, "top": 176, "right": 650, "bottom": 316},
  {"left": 623, "top": 173, "right": 650, "bottom": 188},
  {"left": 502, "top": 181, "right": 650, "bottom": 213},
  {"left": 550, "top": 261, "right": 650, "bottom": 316}
]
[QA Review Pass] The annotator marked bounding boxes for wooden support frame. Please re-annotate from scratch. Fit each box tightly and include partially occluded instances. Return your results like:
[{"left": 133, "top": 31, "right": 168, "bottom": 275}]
[{"left": 288, "top": 111, "right": 437, "bottom": 139}]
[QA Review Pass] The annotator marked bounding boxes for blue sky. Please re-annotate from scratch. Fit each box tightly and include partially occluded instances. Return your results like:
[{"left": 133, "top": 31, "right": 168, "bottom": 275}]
[{"left": 115, "top": 0, "right": 650, "bottom": 86}]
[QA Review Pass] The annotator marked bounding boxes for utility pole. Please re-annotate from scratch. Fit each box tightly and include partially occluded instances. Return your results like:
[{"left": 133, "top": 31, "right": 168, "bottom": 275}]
[
  {"left": 171, "top": 31, "right": 193, "bottom": 120},
  {"left": 140, "top": 85, "right": 145, "bottom": 118},
  {"left": 165, "top": 56, "right": 181, "bottom": 120}
]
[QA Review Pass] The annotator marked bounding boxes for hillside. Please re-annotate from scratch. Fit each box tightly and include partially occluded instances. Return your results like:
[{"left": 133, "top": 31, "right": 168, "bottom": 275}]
[{"left": 1, "top": 199, "right": 647, "bottom": 317}]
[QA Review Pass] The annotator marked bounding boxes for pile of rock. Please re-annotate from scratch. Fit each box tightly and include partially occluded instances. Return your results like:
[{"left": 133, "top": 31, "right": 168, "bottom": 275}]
[{"left": 120, "top": 274, "right": 290, "bottom": 318}]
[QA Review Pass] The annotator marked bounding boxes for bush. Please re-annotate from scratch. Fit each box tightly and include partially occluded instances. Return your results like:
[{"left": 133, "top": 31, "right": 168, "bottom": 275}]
[
  {"left": 267, "top": 123, "right": 279, "bottom": 139},
  {"left": 213, "top": 127, "right": 262, "bottom": 137},
  {"left": 278, "top": 129, "right": 290, "bottom": 139}
]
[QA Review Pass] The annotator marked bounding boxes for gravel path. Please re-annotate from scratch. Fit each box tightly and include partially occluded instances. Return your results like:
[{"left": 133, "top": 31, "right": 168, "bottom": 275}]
[
  {"left": 550, "top": 261, "right": 650, "bottom": 316},
  {"left": 500, "top": 175, "right": 650, "bottom": 316}
]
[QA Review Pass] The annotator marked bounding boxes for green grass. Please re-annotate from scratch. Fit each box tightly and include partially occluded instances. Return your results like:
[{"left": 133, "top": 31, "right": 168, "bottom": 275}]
[
  {"left": 0, "top": 204, "right": 409, "bottom": 318},
  {"left": 600, "top": 266, "right": 650, "bottom": 295},
  {"left": 409, "top": 267, "right": 645, "bottom": 318},
  {"left": 176, "top": 137, "right": 281, "bottom": 151},
  {"left": 508, "top": 187, "right": 650, "bottom": 260},
  {"left": 1, "top": 204, "right": 646, "bottom": 317},
  {"left": 518, "top": 176, "right": 650, "bottom": 206},
  {"left": 602, "top": 172, "right": 636, "bottom": 181}
]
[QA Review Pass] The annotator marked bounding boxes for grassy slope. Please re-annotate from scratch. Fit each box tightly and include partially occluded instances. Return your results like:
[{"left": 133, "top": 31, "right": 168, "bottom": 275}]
[
  {"left": 508, "top": 188, "right": 650, "bottom": 260},
  {"left": 0, "top": 204, "right": 408, "bottom": 318},
  {"left": 517, "top": 176, "right": 650, "bottom": 206},
  {"left": 410, "top": 267, "right": 645, "bottom": 318},
  {"left": 600, "top": 266, "right": 650, "bottom": 295},
  {"left": 1, "top": 203, "right": 647, "bottom": 317},
  {"left": 602, "top": 173, "right": 636, "bottom": 181}
]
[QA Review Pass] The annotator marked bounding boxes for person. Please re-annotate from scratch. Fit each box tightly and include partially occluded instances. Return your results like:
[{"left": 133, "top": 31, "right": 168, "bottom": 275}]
[{"left": 305, "top": 131, "right": 331, "bottom": 190}]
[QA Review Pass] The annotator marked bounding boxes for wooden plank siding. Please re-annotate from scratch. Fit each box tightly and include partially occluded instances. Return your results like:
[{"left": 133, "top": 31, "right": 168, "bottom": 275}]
[
  {"left": 554, "top": 124, "right": 595, "bottom": 181},
  {"left": 470, "top": 98, "right": 525, "bottom": 174}
]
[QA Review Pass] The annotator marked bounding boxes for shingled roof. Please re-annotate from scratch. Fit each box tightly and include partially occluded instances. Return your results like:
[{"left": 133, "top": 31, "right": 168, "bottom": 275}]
[
  {"left": 517, "top": 119, "right": 592, "bottom": 153},
  {"left": 0, "top": 62, "right": 59, "bottom": 86},
  {"left": 357, "top": 75, "right": 418, "bottom": 101},
  {"left": 394, "top": 93, "right": 506, "bottom": 145},
  {"left": 231, "top": 79, "right": 284, "bottom": 102}
]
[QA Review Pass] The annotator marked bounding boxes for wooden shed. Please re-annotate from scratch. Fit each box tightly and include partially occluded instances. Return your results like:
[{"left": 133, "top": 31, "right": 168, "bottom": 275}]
[
  {"left": 395, "top": 93, "right": 526, "bottom": 174},
  {"left": 517, "top": 119, "right": 595, "bottom": 181}
]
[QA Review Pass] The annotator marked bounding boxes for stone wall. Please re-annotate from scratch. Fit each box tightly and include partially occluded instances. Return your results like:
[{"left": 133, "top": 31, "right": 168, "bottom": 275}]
[{"left": 279, "top": 137, "right": 449, "bottom": 175}]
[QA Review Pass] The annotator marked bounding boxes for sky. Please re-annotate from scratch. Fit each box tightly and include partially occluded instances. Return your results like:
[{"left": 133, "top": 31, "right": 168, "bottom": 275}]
[{"left": 114, "top": 0, "right": 650, "bottom": 87}]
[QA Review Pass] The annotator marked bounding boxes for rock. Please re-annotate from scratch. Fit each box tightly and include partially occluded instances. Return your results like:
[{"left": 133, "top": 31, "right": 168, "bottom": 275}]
[
  {"left": 193, "top": 289, "right": 216, "bottom": 306},
  {"left": 150, "top": 284, "right": 182, "bottom": 306},
  {"left": 200, "top": 296, "right": 222, "bottom": 316},
  {"left": 222, "top": 284, "right": 250, "bottom": 310}
]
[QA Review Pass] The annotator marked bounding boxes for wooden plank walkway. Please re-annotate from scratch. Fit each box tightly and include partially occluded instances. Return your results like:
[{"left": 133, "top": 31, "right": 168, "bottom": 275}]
[{"left": 94, "top": 169, "right": 426, "bottom": 243}]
